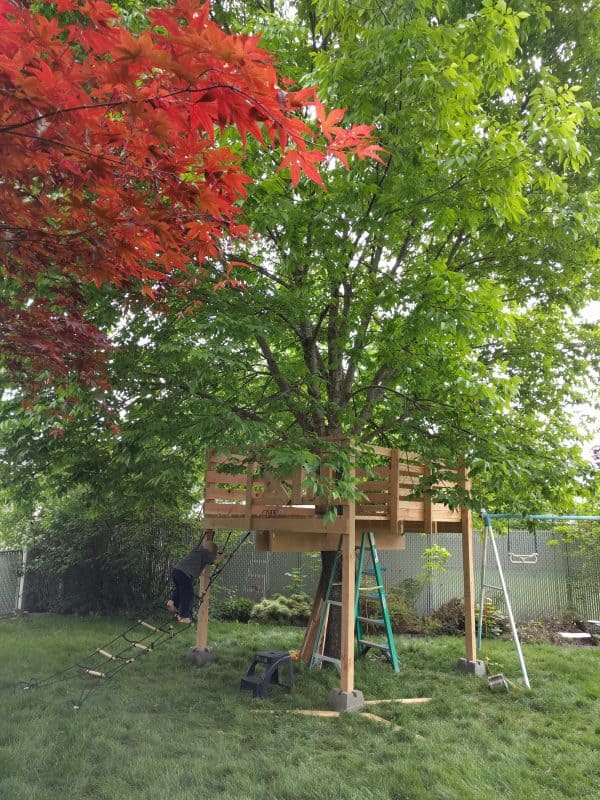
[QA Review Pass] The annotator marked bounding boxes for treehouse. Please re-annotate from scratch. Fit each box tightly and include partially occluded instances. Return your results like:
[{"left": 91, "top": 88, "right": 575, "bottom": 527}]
[{"left": 201, "top": 444, "right": 480, "bottom": 709}]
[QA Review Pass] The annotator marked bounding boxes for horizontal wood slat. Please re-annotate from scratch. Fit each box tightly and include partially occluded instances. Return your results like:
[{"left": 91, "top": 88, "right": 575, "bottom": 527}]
[{"left": 203, "top": 447, "right": 469, "bottom": 546}]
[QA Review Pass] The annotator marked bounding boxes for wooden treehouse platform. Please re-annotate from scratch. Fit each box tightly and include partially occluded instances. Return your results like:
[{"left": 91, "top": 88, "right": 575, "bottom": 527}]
[
  {"left": 202, "top": 445, "right": 470, "bottom": 551},
  {"left": 200, "top": 444, "right": 478, "bottom": 702}
]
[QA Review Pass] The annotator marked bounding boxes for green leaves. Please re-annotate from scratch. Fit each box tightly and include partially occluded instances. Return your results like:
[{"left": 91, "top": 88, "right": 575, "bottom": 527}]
[{"left": 1, "top": 0, "right": 598, "bottom": 525}]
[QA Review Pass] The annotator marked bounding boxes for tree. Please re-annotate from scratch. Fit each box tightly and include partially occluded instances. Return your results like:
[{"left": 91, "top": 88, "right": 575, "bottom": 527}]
[
  {"left": 0, "top": 0, "right": 380, "bottom": 395},
  {"left": 1, "top": 0, "right": 599, "bottom": 646},
  {"left": 87, "top": 0, "right": 597, "bottom": 506}
]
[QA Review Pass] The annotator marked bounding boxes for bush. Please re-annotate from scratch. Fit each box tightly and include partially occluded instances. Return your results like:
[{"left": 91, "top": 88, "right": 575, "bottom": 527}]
[
  {"left": 212, "top": 597, "right": 255, "bottom": 623},
  {"left": 424, "top": 597, "right": 465, "bottom": 636},
  {"left": 424, "top": 596, "right": 509, "bottom": 638},
  {"left": 21, "top": 488, "right": 200, "bottom": 614},
  {"left": 359, "top": 578, "right": 423, "bottom": 634},
  {"left": 476, "top": 598, "right": 509, "bottom": 638},
  {"left": 250, "top": 593, "right": 312, "bottom": 626}
]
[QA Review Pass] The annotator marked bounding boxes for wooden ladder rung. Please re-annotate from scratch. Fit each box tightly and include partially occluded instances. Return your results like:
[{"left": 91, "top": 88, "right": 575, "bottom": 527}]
[
  {"left": 138, "top": 620, "right": 160, "bottom": 632},
  {"left": 131, "top": 642, "right": 152, "bottom": 651},
  {"left": 82, "top": 668, "right": 105, "bottom": 678},
  {"left": 97, "top": 648, "right": 135, "bottom": 664}
]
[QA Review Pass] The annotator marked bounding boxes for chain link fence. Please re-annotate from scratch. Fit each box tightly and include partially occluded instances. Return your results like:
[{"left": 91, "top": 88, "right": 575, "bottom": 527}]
[
  {"left": 0, "top": 550, "right": 25, "bottom": 617},
  {"left": 215, "top": 528, "right": 600, "bottom": 623},
  {"left": 2, "top": 527, "right": 599, "bottom": 622}
]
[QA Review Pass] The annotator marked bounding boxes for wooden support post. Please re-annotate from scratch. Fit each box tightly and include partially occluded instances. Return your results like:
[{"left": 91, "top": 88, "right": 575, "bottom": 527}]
[
  {"left": 459, "top": 465, "right": 476, "bottom": 661},
  {"left": 390, "top": 449, "right": 399, "bottom": 537},
  {"left": 340, "top": 498, "right": 356, "bottom": 694},
  {"left": 196, "top": 530, "right": 214, "bottom": 649},
  {"left": 244, "top": 466, "right": 253, "bottom": 530},
  {"left": 423, "top": 462, "right": 432, "bottom": 534},
  {"left": 291, "top": 467, "right": 303, "bottom": 504}
]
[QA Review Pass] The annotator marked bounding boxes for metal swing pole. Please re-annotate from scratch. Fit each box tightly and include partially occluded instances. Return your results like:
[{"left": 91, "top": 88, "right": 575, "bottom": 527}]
[
  {"left": 480, "top": 510, "right": 531, "bottom": 689},
  {"left": 477, "top": 523, "right": 489, "bottom": 650}
]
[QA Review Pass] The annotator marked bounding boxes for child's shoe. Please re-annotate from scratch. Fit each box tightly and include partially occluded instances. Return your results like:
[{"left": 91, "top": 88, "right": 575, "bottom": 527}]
[{"left": 177, "top": 616, "right": 193, "bottom": 624}]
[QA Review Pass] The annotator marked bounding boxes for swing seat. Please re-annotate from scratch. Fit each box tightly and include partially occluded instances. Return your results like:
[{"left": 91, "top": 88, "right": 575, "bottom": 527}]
[{"left": 508, "top": 552, "right": 538, "bottom": 565}]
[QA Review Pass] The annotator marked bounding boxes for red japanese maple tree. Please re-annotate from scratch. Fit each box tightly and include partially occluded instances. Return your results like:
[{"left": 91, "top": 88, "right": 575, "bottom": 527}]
[{"left": 0, "top": 0, "right": 381, "bottom": 391}]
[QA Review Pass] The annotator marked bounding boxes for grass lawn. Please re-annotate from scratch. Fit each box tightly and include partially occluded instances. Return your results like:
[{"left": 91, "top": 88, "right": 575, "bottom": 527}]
[{"left": 1, "top": 614, "right": 599, "bottom": 800}]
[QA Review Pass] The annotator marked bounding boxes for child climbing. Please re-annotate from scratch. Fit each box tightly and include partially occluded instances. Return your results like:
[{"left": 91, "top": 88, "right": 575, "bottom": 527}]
[{"left": 167, "top": 539, "right": 219, "bottom": 623}]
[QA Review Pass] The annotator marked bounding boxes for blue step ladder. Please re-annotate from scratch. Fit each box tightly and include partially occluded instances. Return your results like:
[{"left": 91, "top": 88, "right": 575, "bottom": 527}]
[{"left": 310, "top": 532, "right": 399, "bottom": 673}]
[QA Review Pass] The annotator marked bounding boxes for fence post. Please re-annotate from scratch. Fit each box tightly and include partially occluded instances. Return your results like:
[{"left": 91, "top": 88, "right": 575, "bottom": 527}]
[{"left": 17, "top": 548, "right": 28, "bottom": 612}]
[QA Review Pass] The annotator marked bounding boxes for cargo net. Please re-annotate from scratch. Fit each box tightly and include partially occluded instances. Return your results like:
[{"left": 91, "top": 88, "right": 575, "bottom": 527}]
[{"left": 20, "top": 531, "right": 251, "bottom": 709}]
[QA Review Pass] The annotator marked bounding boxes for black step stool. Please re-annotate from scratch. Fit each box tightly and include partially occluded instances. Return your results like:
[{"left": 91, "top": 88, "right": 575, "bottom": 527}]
[{"left": 240, "top": 650, "right": 295, "bottom": 699}]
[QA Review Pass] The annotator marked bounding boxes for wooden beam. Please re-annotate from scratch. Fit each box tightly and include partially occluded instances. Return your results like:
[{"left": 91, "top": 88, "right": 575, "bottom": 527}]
[
  {"left": 423, "top": 462, "right": 432, "bottom": 534},
  {"left": 298, "top": 592, "right": 324, "bottom": 663},
  {"left": 459, "top": 464, "right": 476, "bottom": 661},
  {"left": 244, "top": 467, "right": 253, "bottom": 529},
  {"left": 363, "top": 697, "right": 431, "bottom": 706},
  {"left": 196, "top": 530, "right": 214, "bottom": 649},
  {"left": 389, "top": 449, "right": 400, "bottom": 537},
  {"left": 340, "top": 494, "right": 356, "bottom": 694},
  {"left": 291, "top": 467, "right": 303, "bottom": 504}
]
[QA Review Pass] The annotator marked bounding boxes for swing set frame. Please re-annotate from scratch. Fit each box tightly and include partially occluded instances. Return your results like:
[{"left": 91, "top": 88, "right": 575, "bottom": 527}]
[{"left": 478, "top": 512, "right": 600, "bottom": 690}]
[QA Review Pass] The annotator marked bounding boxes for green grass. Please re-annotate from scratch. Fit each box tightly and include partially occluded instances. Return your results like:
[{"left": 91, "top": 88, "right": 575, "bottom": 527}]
[{"left": 1, "top": 614, "right": 599, "bottom": 800}]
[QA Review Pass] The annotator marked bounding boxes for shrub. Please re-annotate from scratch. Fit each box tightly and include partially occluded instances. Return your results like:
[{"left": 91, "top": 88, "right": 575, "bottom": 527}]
[
  {"left": 212, "top": 597, "right": 255, "bottom": 623},
  {"left": 424, "top": 596, "right": 509, "bottom": 638},
  {"left": 476, "top": 598, "right": 509, "bottom": 638},
  {"left": 424, "top": 597, "right": 465, "bottom": 636},
  {"left": 250, "top": 593, "right": 312, "bottom": 626},
  {"left": 359, "top": 578, "right": 423, "bottom": 634}
]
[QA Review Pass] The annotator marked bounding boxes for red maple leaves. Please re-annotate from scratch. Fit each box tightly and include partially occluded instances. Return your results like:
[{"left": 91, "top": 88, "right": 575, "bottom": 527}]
[{"left": 0, "top": 0, "right": 382, "bottom": 391}]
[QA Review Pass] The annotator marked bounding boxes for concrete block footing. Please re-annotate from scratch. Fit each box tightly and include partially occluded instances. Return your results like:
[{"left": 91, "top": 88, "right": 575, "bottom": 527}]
[
  {"left": 186, "top": 646, "right": 217, "bottom": 666},
  {"left": 456, "top": 657, "right": 487, "bottom": 677},
  {"left": 327, "top": 688, "right": 365, "bottom": 712}
]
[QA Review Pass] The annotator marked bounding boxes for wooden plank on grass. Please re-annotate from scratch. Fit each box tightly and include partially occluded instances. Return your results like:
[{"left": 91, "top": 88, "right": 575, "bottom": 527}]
[{"left": 363, "top": 698, "right": 431, "bottom": 705}]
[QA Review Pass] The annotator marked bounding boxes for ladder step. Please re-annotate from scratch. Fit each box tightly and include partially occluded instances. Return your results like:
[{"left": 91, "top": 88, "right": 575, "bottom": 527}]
[
  {"left": 325, "top": 600, "right": 342, "bottom": 608},
  {"left": 131, "top": 642, "right": 152, "bottom": 651},
  {"left": 482, "top": 584, "right": 503, "bottom": 592},
  {"left": 358, "top": 585, "right": 383, "bottom": 592},
  {"left": 82, "top": 668, "right": 105, "bottom": 678},
  {"left": 138, "top": 620, "right": 160, "bottom": 632},
  {"left": 362, "top": 566, "right": 387, "bottom": 574},
  {"left": 357, "top": 640, "right": 392, "bottom": 652},
  {"left": 97, "top": 649, "right": 117, "bottom": 661},
  {"left": 356, "top": 616, "right": 385, "bottom": 625},
  {"left": 96, "top": 648, "right": 135, "bottom": 664}
]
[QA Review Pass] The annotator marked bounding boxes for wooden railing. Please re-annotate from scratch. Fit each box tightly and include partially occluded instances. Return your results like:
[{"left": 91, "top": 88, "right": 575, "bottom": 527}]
[{"left": 202, "top": 447, "right": 468, "bottom": 550}]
